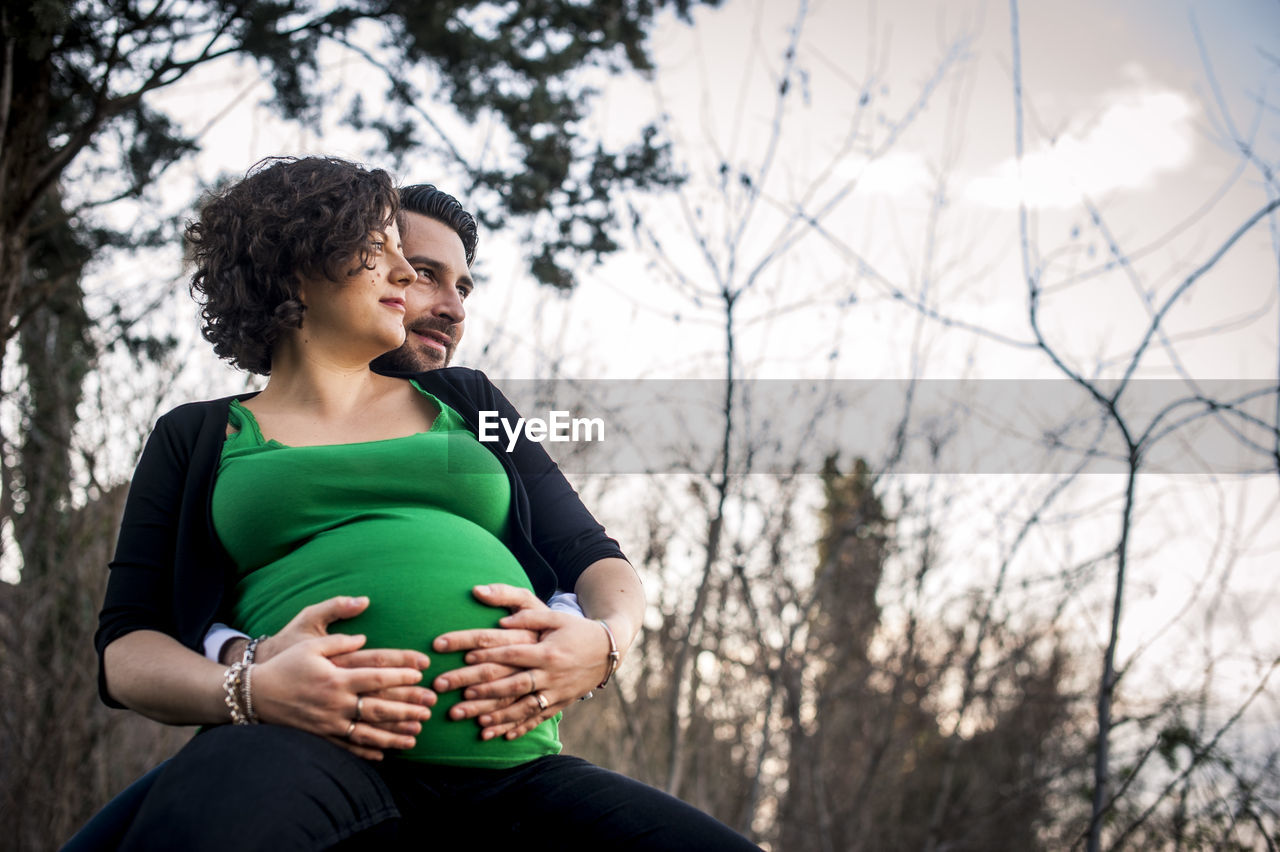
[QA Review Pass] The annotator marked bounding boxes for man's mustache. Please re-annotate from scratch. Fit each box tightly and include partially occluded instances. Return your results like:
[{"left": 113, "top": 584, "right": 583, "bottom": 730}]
[{"left": 406, "top": 319, "right": 458, "bottom": 345}]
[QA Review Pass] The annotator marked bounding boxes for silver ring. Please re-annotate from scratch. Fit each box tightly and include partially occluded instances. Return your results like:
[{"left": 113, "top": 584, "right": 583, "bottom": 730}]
[
  {"left": 354, "top": 696, "right": 364, "bottom": 722},
  {"left": 535, "top": 692, "right": 549, "bottom": 712},
  {"left": 344, "top": 720, "right": 357, "bottom": 739}
]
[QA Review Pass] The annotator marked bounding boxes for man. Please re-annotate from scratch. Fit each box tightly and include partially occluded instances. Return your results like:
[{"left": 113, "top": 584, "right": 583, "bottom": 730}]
[
  {"left": 371, "top": 183, "right": 473, "bottom": 372},
  {"left": 208, "top": 184, "right": 636, "bottom": 744}
]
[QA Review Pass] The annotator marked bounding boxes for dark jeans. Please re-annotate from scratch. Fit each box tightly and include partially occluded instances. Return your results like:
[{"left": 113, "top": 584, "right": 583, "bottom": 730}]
[{"left": 117, "top": 725, "right": 759, "bottom": 851}]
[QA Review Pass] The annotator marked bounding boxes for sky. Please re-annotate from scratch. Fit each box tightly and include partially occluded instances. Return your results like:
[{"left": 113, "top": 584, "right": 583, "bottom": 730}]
[{"left": 118, "top": 0, "right": 1280, "bottom": 387}]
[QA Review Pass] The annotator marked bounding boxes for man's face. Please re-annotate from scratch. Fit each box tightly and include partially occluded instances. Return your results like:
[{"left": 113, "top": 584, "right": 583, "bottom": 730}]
[{"left": 370, "top": 212, "right": 471, "bottom": 372}]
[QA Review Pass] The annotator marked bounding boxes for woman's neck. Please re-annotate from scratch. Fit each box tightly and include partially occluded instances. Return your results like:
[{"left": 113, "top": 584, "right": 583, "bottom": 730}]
[{"left": 254, "top": 336, "right": 390, "bottom": 417}]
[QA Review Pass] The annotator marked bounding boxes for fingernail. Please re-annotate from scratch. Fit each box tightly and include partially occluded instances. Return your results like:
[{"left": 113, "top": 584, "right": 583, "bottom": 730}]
[
  {"left": 479, "top": 715, "right": 491, "bottom": 726},
  {"left": 436, "top": 678, "right": 450, "bottom": 690},
  {"left": 482, "top": 730, "right": 494, "bottom": 740},
  {"left": 475, "top": 585, "right": 490, "bottom": 595},
  {"left": 434, "top": 638, "right": 448, "bottom": 651},
  {"left": 451, "top": 707, "right": 465, "bottom": 720}
]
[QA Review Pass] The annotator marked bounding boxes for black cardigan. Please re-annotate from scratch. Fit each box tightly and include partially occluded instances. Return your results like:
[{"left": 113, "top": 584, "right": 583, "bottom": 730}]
[{"left": 95, "top": 367, "right": 625, "bottom": 707}]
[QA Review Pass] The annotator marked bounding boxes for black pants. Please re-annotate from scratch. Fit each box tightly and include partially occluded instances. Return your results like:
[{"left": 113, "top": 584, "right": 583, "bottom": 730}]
[{"left": 119, "top": 725, "right": 759, "bottom": 851}]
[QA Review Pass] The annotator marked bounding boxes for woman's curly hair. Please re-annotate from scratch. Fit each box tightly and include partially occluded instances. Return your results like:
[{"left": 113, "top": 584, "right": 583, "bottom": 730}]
[{"left": 187, "top": 156, "right": 400, "bottom": 374}]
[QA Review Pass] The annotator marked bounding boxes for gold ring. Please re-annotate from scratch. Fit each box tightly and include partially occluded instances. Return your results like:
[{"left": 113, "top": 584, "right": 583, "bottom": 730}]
[
  {"left": 354, "top": 697, "right": 364, "bottom": 722},
  {"left": 345, "top": 720, "right": 357, "bottom": 739},
  {"left": 535, "top": 692, "right": 549, "bottom": 712}
]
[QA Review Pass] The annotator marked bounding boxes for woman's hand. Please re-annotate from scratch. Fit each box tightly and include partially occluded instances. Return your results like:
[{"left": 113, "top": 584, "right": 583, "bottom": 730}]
[
  {"left": 253, "top": 631, "right": 433, "bottom": 760},
  {"left": 249, "top": 596, "right": 437, "bottom": 759},
  {"left": 103, "top": 624, "right": 429, "bottom": 762},
  {"left": 431, "top": 584, "right": 614, "bottom": 741}
]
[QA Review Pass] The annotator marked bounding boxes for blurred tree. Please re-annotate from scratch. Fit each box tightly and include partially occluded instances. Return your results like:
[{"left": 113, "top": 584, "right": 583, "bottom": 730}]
[
  {"left": 1, "top": 0, "right": 704, "bottom": 317},
  {"left": 778, "top": 456, "right": 894, "bottom": 851},
  {"left": 566, "top": 459, "right": 1074, "bottom": 851},
  {"left": 775, "top": 459, "right": 1069, "bottom": 852}
]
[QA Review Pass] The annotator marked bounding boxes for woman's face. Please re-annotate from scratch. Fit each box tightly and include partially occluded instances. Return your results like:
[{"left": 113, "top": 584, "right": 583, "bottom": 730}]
[{"left": 295, "top": 219, "right": 416, "bottom": 363}]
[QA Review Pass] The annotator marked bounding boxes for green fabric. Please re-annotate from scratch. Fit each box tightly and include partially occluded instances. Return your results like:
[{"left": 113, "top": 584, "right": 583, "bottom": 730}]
[{"left": 212, "top": 381, "right": 560, "bottom": 767}]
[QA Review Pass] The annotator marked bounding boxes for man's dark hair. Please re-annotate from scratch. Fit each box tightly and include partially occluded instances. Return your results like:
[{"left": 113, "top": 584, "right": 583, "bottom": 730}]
[
  {"left": 398, "top": 184, "right": 478, "bottom": 267},
  {"left": 187, "top": 156, "right": 399, "bottom": 375}
]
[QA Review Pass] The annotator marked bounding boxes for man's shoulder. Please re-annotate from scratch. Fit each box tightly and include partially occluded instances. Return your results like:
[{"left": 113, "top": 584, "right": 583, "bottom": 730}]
[{"left": 401, "top": 366, "right": 495, "bottom": 396}]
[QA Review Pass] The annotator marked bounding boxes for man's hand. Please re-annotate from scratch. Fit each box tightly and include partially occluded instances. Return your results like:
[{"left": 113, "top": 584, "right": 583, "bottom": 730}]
[
  {"left": 248, "top": 596, "right": 437, "bottom": 758},
  {"left": 431, "top": 584, "right": 613, "bottom": 741}
]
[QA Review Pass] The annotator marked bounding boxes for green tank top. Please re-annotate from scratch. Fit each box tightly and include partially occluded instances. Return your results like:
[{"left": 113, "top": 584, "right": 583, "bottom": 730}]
[{"left": 212, "top": 380, "right": 561, "bottom": 767}]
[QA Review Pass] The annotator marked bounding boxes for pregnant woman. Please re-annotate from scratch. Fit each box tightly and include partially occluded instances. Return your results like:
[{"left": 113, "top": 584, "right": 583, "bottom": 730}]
[{"left": 94, "top": 156, "right": 757, "bottom": 850}]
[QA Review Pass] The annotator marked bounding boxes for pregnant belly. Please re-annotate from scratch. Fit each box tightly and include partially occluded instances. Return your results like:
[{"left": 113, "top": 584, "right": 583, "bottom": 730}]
[{"left": 230, "top": 512, "right": 559, "bottom": 765}]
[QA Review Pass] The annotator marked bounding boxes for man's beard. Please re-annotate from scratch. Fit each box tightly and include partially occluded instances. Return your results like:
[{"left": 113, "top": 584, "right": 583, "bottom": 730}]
[{"left": 370, "top": 320, "right": 458, "bottom": 372}]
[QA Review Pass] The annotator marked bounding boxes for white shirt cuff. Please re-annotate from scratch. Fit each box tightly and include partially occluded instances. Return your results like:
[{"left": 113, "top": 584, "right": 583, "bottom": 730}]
[
  {"left": 548, "top": 591, "right": 585, "bottom": 617},
  {"left": 203, "top": 623, "right": 249, "bottom": 662}
]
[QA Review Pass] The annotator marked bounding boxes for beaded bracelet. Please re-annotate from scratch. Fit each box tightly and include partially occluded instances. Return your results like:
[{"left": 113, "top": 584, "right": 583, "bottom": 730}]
[
  {"left": 223, "top": 661, "right": 248, "bottom": 725},
  {"left": 595, "top": 619, "right": 620, "bottom": 689}
]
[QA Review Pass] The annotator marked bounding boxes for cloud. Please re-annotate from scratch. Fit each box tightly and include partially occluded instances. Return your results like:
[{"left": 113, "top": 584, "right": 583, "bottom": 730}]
[
  {"left": 836, "top": 151, "right": 932, "bottom": 195},
  {"left": 965, "top": 87, "right": 1198, "bottom": 209}
]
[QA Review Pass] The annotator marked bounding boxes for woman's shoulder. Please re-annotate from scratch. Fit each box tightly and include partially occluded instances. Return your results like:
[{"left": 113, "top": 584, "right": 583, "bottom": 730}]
[
  {"left": 153, "top": 394, "right": 257, "bottom": 434},
  {"left": 130, "top": 395, "right": 255, "bottom": 470}
]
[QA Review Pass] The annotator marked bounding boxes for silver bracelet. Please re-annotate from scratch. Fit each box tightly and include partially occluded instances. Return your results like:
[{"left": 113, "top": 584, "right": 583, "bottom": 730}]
[
  {"left": 237, "top": 635, "right": 267, "bottom": 724},
  {"left": 242, "top": 635, "right": 266, "bottom": 666},
  {"left": 243, "top": 663, "right": 257, "bottom": 724},
  {"left": 595, "top": 619, "right": 620, "bottom": 689}
]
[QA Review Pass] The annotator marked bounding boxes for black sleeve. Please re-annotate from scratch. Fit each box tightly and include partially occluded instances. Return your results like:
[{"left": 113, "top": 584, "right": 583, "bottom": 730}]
[
  {"left": 474, "top": 372, "right": 628, "bottom": 592},
  {"left": 93, "top": 408, "right": 197, "bottom": 707}
]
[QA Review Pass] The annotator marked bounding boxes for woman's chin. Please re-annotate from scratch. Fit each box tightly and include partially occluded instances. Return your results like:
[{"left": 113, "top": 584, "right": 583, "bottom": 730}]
[
  {"left": 384, "top": 333, "right": 408, "bottom": 357},
  {"left": 350, "top": 331, "right": 406, "bottom": 364}
]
